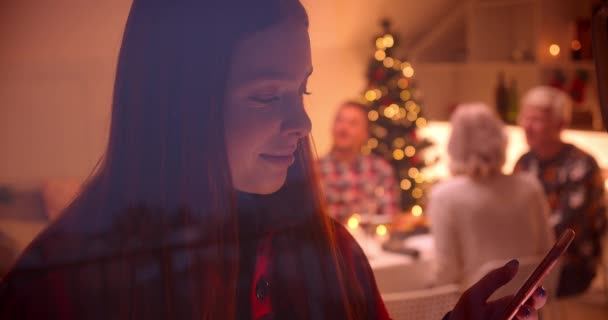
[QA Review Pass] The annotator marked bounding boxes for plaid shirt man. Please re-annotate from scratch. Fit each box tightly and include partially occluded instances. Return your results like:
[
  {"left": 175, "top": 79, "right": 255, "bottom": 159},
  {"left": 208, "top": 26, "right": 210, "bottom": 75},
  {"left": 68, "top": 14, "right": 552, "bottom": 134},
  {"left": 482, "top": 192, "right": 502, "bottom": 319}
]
[
  {"left": 514, "top": 143, "right": 607, "bottom": 296},
  {"left": 318, "top": 153, "right": 399, "bottom": 223}
]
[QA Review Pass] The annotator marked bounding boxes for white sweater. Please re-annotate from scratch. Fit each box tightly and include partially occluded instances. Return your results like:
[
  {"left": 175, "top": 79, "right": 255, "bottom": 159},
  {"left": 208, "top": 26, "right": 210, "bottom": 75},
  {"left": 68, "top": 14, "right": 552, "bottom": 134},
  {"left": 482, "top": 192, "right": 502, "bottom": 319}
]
[{"left": 428, "top": 173, "right": 554, "bottom": 286}]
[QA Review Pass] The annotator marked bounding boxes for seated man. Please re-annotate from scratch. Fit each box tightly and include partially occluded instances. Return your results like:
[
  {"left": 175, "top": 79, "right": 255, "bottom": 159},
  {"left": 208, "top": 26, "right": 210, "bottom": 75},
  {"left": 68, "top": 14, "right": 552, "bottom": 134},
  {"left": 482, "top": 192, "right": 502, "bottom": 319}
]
[
  {"left": 318, "top": 101, "right": 399, "bottom": 224},
  {"left": 514, "top": 86, "right": 607, "bottom": 297}
]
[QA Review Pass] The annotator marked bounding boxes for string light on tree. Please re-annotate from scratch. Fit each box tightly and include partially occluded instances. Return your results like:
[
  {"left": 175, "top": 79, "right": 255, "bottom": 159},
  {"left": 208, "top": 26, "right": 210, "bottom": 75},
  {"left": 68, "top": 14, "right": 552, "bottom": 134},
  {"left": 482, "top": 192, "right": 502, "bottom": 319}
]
[
  {"left": 400, "top": 179, "right": 412, "bottom": 190},
  {"left": 368, "top": 110, "right": 379, "bottom": 121},
  {"left": 360, "top": 18, "right": 434, "bottom": 213}
]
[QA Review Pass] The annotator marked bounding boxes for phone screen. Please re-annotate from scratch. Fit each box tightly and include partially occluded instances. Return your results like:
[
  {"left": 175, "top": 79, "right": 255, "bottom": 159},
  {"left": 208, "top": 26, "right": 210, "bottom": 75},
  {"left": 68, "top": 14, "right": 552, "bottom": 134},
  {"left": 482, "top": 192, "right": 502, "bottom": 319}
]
[{"left": 501, "top": 229, "right": 575, "bottom": 320}]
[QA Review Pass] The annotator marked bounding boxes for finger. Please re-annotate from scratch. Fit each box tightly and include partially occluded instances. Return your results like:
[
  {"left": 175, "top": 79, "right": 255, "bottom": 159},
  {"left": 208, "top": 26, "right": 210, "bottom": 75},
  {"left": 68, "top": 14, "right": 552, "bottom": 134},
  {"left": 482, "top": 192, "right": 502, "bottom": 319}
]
[
  {"left": 524, "top": 287, "right": 548, "bottom": 310},
  {"left": 466, "top": 259, "right": 519, "bottom": 302},
  {"left": 486, "top": 295, "right": 514, "bottom": 319},
  {"left": 515, "top": 304, "right": 536, "bottom": 320}
]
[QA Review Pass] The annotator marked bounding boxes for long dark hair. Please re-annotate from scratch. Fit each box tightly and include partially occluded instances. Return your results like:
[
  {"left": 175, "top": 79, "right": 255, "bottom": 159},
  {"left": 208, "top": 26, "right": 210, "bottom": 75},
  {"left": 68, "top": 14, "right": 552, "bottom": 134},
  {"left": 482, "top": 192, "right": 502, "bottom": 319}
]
[{"left": 1, "top": 0, "right": 371, "bottom": 319}]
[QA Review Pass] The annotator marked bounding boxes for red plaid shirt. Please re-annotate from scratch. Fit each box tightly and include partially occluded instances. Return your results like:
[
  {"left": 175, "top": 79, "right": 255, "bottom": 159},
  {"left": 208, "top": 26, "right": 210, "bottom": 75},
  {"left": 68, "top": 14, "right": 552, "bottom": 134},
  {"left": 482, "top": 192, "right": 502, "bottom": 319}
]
[{"left": 318, "top": 153, "right": 399, "bottom": 222}]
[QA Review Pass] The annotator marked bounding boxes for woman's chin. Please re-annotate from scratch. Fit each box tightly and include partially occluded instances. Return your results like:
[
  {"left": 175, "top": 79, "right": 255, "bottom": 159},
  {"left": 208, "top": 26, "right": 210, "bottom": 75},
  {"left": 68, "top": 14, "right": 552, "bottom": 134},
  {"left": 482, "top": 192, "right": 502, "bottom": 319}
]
[{"left": 235, "top": 174, "right": 286, "bottom": 195}]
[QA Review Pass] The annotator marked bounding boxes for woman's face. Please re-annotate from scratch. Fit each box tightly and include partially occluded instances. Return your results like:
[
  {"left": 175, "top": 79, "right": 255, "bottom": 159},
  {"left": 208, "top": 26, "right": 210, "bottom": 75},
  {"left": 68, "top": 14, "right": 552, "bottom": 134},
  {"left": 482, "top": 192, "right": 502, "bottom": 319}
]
[{"left": 224, "top": 20, "right": 313, "bottom": 194}]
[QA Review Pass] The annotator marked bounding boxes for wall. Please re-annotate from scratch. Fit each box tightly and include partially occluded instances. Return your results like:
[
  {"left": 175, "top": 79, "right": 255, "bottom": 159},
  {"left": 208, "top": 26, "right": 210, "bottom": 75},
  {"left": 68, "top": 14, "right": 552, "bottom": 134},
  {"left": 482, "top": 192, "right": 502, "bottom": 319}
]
[{"left": 0, "top": 0, "right": 130, "bottom": 189}]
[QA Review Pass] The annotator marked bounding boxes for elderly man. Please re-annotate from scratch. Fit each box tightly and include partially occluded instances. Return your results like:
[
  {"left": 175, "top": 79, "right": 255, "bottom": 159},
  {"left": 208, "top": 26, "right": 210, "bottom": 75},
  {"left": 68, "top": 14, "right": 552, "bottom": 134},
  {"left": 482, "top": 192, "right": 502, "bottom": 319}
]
[
  {"left": 318, "top": 101, "right": 399, "bottom": 224},
  {"left": 514, "top": 86, "right": 607, "bottom": 297}
]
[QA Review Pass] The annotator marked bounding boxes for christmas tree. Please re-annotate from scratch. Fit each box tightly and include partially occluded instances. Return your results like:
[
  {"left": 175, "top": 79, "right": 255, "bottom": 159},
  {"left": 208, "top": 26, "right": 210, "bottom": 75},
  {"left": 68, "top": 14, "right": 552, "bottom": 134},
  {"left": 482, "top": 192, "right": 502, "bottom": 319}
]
[{"left": 359, "top": 19, "right": 433, "bottom": 215}]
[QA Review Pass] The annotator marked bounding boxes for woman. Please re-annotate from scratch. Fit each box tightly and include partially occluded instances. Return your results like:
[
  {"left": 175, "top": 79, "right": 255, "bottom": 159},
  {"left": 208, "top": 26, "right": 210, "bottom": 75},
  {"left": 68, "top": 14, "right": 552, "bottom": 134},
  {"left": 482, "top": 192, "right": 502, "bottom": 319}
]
[
  {"left": 429, "top": 103, "right": 554, "bottom": 289},
  {"left": 0, "top": 1, "right": 546, "bottom": 319}
]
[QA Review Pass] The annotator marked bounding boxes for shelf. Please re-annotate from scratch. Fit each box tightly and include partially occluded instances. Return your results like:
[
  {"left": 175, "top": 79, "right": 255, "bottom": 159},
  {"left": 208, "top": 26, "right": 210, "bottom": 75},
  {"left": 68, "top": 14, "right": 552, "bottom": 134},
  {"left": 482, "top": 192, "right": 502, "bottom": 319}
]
[
  {"left": 415, "top": 61, "right": 596, "bottom": 72},
  {"left": 474, "top": 0, "right": 536, "bottom": 9},
  {"left": 537, "top": 61, "right": 596, "bottom": 71}
]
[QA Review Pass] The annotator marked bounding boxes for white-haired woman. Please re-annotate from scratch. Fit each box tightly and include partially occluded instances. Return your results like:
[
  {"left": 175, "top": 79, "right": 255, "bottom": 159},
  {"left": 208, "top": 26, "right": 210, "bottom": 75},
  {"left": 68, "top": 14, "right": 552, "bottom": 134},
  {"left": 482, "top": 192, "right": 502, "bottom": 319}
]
[{"left": 428, "top": 103, "right": 554, "bottom": 289}]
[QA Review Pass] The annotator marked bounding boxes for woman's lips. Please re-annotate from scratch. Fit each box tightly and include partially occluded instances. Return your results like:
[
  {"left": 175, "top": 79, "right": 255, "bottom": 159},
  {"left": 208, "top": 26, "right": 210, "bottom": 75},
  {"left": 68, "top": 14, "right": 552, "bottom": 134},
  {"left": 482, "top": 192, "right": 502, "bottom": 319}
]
[{"left": 260, "top": 153, "right": 295, "bottom": 166}]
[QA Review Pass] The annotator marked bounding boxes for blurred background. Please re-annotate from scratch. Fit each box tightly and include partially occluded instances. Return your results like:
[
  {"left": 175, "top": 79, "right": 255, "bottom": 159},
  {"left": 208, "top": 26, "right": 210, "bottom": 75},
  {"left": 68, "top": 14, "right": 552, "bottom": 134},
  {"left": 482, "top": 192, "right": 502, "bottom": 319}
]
[{"left": 1, "top": 0, "right": 607, "bottom": 318}]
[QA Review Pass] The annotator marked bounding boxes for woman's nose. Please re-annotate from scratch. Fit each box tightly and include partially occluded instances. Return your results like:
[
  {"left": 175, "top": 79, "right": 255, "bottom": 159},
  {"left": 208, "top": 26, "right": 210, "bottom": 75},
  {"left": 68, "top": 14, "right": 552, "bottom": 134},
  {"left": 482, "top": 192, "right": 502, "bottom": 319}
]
[{"left": 281, "top": 97, "right": 312, "bottom": 138}]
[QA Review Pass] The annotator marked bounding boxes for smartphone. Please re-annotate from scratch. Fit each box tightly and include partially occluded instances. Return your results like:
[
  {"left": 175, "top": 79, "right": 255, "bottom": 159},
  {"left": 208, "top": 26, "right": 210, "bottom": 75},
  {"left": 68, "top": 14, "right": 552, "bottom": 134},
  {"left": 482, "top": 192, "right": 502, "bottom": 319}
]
[{"left": 501, "top": 229, "right": 575, "bottom": 320}]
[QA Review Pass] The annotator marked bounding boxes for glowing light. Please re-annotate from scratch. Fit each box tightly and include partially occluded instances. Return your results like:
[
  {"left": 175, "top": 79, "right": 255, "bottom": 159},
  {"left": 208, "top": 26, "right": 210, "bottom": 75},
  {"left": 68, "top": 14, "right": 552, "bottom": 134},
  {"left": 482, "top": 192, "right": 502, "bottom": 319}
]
[
  {"left": 368, "top": 137, "right": 379, "bottom": 148},
  {"left": 361, "top": 145, "right": 371, "bottom": 155},
  {"left": 405, "top": 146, "right": 416, "bottom": 157},
  {"left": 383, "top": 57, "right": 394, "bottom": 68},
  {"left": 374, "top": 89, "right": 383, "bottom": 99},
  {"left": 393, "top": 149, "right": 405, "bottom": 160},
  {"left": 412, "top": 205, "right": 423, "bottom": 216},
  {"left": 374, "top": 126, "right": 388, "bottom": 138},
  {"left": 407, "top": 111, "right": 418, "bottom": 122},
  {"left": 402, "top": 66, "right": 415, "bottom": 78},
  {"left": 393, "top": 59, "right": 402, "bottom": 70},
  {"left": 415, "top": 174, "right": 425, "bottom": 184},
  {"left": 368, "top": 110, "right": 379, "bottom": 121},
  {"left": 400, "top": 90, "right": 411, "bottom": 101},
  {"left": 393, "top": 137, "right": 406, "bottom": 148},
  {"left": 549, "top": 44, "right": 560, "bottom": 57},
  {"left": 405, "top": 100, "right": 416, "bottom": 111},
  {"left": 347, "top": 215, "right": 360, "bottom": 229},
  {"left": 376, "top": 224, "right": 388, "bottom": 236},
  {"left": 416, "top": 117, "right": 427, "bottom": 128},
  {"left": 375, "top": 37, "right": 385, "bottom": 50},
  {"left": 571, "top": 40, "right": 582, "bottom": 51},
  {"left": 408, "top": 167, "right": 419, "bottom": 178},
  {"left": 400, "top": 179, "right": 412, "bottom": 190},
  {"left": 375, "top": 50, "right": 387, "bottom": 61},
  {"left": 365, "top": 90, "right": 377, "bottom": 101},
  {"left": 398, "top": 78, "right": 409, "bottom": 89},
  {"left": 412, "top": 188, "right": 423, "bottom": 199},
  {"left": 384, "top": 106, "right": 397, "bottom": 118},
  {"left": 383, "top": 34, "right": 395, "bottom": 48},
  {"left": 398, "top": 108, "right": 406, "bottom": 119}
]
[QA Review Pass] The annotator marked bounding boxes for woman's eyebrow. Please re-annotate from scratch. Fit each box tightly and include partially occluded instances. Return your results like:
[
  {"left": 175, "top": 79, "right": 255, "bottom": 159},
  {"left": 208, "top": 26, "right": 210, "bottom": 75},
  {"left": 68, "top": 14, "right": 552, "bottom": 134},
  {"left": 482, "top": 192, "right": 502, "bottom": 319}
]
[{"left": 241, "top": 68, "right": 314, "bottom": 84}]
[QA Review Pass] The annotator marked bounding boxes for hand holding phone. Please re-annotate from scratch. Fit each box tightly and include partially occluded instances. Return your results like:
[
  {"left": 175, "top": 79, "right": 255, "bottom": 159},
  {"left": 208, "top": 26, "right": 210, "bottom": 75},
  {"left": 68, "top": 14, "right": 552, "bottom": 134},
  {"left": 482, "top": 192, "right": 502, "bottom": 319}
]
[{"left": 501, "top": 229, "right": 575, "bottom": 320}]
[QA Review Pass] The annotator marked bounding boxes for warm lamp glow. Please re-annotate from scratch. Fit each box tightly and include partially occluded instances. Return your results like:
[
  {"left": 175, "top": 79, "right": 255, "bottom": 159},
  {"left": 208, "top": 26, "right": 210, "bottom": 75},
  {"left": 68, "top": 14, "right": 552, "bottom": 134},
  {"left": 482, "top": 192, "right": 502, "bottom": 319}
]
[
  {"left": 571, "top": 40, "right": 582, "bottom": 51},
  {"left": 375, "top": 50, "right": 387, "bottom": 61},
  {"left": 398, "top": 78, "right": 409, "bottom": 89},
  {"left": 393, "top": 137, "right": 406, "bottom": 148},
  {"left": 404, "top": 146, "right": 416, "bottom": 157},
  {"left": 549, "top": 44, "right": 560, "bottom": 57},
  {"left": 361, "top": 145, "right": 371, "bottom": 155},
  {"left": 400, "top": 90, "right": 411, "bottom": 101},
  {"left": 375, "top": 37, "right": 385, "bottom": 50},
  {"left": 416, "top": 117, "right": 427, "bottom": 128},
  {"left": 383, "top": 34, "right": 395, "bottom": 48},
  {"left": 407, "top": 111, "right": 418, "bottom": 122},
  {"left": 408, "top": 167, "right": 419, "bottom": 178},
  {"left": 368, "top": 137, "right": 379, "bottom": 148},
  {"left": 402, "top": 66, "right": 415, "bottom": 78},
  {"left": 412, "top": 205, "right": 423, "bottom": 216},
  {"left": 412, "top": 188, "right": 423, "bottom": 199},
  {"left": 400, "top": 179, "right": 412, "bottom": 190},
  {"left": 347, "top": 215, "right": 360, "bottom": 229},
  {"left": 393, "top": 149, "right": 405, "bottom": 160},
  {"left": 368, "top": 110, "right": 379, "bottom": 121},
  {"left": 365, "top": 90, "right": 377, "bottom": 101},
  {"left": 376, "top": 224, "right": 388, "bottom": 236},
  {"left": 383, "top": 57, "right": 394, "bottom": 68}
]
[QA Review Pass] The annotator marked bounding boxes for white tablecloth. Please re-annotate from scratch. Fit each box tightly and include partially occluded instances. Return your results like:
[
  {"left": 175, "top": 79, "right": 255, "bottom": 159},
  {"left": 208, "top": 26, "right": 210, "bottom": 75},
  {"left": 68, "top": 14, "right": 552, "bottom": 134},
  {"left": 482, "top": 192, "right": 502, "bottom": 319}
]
[{"left": 355, "top": 233, "right": 437, "bottom": 293}]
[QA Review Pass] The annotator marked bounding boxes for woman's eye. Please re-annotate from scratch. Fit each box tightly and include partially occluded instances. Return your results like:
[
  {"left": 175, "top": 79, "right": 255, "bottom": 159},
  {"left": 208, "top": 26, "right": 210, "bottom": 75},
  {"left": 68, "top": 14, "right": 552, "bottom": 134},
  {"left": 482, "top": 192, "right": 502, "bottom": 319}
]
[{"left": 250, "top": 96, "right": 280, "bottom": 104}]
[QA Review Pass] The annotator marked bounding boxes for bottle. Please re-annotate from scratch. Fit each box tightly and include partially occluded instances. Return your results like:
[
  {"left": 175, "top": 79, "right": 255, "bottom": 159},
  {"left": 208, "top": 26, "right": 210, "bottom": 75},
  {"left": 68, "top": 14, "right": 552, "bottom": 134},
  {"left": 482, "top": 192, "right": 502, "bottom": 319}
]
[
  {"left": 495, "top": 72, "right": 509, "bottom": 122},
  {"left": 507, "top": 79, "right": 519, "bottom": 124}
]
